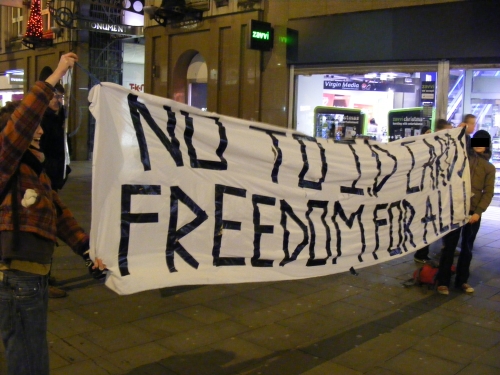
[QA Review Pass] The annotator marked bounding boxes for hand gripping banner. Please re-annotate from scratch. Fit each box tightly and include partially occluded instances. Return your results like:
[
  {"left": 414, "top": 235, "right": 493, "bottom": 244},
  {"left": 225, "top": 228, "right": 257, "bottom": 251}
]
[{"left": 88, "top": 83, "right": 470, "bottom": 295}]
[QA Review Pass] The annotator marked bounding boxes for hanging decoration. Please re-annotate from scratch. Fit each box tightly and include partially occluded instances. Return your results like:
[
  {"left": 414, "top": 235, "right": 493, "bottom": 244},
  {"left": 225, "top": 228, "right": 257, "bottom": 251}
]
[{"left": 22, "top": 0, "right": 53, "bottom": 49}]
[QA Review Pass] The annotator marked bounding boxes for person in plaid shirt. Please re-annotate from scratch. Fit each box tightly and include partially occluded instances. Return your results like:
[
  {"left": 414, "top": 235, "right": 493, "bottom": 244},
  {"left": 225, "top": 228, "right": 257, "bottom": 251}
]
[{"left": 0, "top": 53, "right": 105, "bottom": 375}]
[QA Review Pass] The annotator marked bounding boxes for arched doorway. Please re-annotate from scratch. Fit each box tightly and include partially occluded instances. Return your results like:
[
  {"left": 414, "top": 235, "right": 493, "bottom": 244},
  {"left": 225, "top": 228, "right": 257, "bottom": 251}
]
[
  {"left": 172, "top": 50, "right": 207, "bottom": 110},
  {"left": 187, "top": 53, "right": 207, "bottom": 110}
]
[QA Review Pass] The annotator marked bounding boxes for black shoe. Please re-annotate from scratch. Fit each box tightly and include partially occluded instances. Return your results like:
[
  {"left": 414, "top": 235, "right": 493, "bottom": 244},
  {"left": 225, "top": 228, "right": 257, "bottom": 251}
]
[{"left": 414, "top": 256, "right": 432, "bottom": 264}]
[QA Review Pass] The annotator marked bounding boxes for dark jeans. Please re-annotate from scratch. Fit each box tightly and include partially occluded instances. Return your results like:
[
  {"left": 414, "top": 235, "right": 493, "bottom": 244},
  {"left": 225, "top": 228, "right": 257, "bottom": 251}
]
[
  {"left": 0, "top": 270, "right": 49, "bottom": 375},
  {"left": 455, "top": 218, "right": 481, "bottom": 287},
  {"left": 437, "top": 227, "right": 461, "bottom": 287}
]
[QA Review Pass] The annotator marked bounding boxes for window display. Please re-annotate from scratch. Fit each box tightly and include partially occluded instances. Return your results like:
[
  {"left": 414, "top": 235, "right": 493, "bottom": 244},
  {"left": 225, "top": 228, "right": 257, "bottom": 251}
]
[
  {"left": 295, "top": 71, "right": 436, "bottom": 141},
  {"left": 294, "top": 67, "right": 499, "bottom": 194},
  {"left": 314, "top": 107, "right": 364, "bottom": 140}
]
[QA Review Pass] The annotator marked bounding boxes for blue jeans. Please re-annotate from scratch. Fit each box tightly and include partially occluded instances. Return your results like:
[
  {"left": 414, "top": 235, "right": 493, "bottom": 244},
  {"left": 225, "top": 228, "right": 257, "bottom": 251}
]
[{"left": 0, "top": 270, "right": 49, "bottom": 375}]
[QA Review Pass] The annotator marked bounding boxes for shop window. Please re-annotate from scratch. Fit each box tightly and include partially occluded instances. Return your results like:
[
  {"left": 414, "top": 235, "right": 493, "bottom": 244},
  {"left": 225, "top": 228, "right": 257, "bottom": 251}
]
[
  {"left": 0, "top": 70, "right": 25, "bottom": 107},
  {"left": 41, "top": 0, "right": 51, "bottom": 32},
  {"left": 123, "top": 41, "right": 145, "bottom": 93},
  {"left": 10, "top": 7, "right": 23, "bottom": 40},
  {"left": 451, "top": 68, "right": 500, "bottom": 135},
  {"left": 448, "top": 69, "right": 464, "bottom": 125},
  {"left": 296, "top": 70, "right": 436, "bottom": 142},
  {"left": 465, "top": 69, "right": 500, "bottom": 194}
]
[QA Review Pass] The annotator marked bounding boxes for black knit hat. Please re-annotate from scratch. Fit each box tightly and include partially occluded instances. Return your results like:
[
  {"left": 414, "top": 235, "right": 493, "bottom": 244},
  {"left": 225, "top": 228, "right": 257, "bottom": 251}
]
[
  {"left": 471, "top": 129, "right": 491, "bottom": 149},
  {"left": 473, "top": 129, "right": 491, "bottom": 140}
]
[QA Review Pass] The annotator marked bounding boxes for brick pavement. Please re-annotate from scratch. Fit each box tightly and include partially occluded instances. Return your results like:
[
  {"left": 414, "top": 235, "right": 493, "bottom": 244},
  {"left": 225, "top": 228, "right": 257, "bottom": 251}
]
[{"left": 1, "top": 161, "right": 500, "bottom": 375}]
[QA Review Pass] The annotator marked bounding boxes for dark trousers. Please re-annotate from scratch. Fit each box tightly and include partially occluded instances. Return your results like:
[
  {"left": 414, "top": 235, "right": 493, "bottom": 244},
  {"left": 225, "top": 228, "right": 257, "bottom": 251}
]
[
  {"left": 0, "top": 271, "right": 49, "bottom": 375},
  {"left": 455, "top": 218, "right": 481, "bottom": 287},
  {"left": 437, "top": 227, "right": 461, "bottom": 287},
  {"left": 414, "top": 245, "right": 429, "bottom": 259}
]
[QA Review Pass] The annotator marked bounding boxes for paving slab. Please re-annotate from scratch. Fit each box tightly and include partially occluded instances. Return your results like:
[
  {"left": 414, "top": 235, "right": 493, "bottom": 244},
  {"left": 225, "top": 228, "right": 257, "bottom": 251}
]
[
  {"left": 455, "top": 362, "right": 500, "bottom": 375},
  {"left": 333, "top": 331, "right": 420, "bottom": 372},
  {"left": 299, "top": 361, "right": 363, "bottom": 375},
  {"left": 413, "top": 334, "right": 486, "bottom": 364},
  {"left": 380, "top": 348, "right": 464, "bottom": 375},
  {"left": 236, "top": 349, "right": 325, "bottom": 375},
  {"left": 472, "top": 343, "right": 500, "bottom": 368},
  {"left": 438, "top": 321, "right": 500, "bottom": 348},
  {"left": 156, "top": 320, "right": 250, "bottom": 353}
]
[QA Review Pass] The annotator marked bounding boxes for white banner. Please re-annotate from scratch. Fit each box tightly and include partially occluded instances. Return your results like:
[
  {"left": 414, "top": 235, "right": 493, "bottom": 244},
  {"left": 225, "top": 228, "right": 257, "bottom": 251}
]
[{"left": 89, "top": 83, "right": 470, "bottom": 295}]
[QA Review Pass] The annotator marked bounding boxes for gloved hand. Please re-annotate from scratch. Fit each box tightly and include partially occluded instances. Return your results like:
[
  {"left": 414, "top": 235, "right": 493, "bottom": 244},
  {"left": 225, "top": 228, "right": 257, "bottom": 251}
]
[{"left": 82, "top": 251, "right": 107, "bottom": 280}]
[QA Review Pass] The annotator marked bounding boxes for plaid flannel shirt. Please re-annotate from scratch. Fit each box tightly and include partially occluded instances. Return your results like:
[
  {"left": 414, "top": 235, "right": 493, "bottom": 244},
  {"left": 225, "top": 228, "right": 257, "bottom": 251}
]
[{"left": 0, "top": 81, "right": 89, "bottom": 257}]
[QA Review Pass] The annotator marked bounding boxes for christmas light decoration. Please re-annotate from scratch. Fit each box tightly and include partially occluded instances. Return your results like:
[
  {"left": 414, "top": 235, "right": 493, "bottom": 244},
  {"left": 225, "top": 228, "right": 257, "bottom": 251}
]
[
  {"left": 25, "top": 0, "right": 43, "bottom": 38},
  {"left": 23, "top": 0, "right": 53, "bottom": 49}
]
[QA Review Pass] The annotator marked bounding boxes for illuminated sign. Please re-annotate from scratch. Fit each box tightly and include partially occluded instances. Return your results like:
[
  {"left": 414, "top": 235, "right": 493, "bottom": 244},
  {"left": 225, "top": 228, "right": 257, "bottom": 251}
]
[
  {"left": 8, "top": 74, "right": 24, "bottom": 85},
  {"left": 252, "top": 30, "right": 270, "bottom": 41},
  {"left": 75, "top": 20, "right": 143, "bottom": 37},
  {"left": 249, "top": 20, "right": 273, "bottom": 51}
]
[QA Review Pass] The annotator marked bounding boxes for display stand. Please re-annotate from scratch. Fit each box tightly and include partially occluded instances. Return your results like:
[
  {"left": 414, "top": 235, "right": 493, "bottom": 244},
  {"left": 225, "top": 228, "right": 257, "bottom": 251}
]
[
  {"left": 314, "top": 106, "right": 365, "bottom": 140},
  {"left": 387, "top": 107, "right": 435, "bottom": 142}
]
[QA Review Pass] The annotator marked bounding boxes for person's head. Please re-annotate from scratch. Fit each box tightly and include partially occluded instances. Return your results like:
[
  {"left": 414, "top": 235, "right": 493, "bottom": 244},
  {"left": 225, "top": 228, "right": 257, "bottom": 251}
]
[
  {"left": 421, "top": 125, "right": 431, "bottom": 134},
  {"left": 0, "top": 100, "right": 43, "bottom": 149},
  {"left": 435, "top": 118, "right": 452, "bottom": 131},
  {"left": 462, "top": 114, "right": 476, "bottom": 135},
  {"left": 48, "top": 83, "right": 64, "bottom": 112},
  {"left": 370, "top": 118, "right": 376, "bottom": 125},
  {"left": 471, "top": 129, "right": 491, "bottom": 154}
]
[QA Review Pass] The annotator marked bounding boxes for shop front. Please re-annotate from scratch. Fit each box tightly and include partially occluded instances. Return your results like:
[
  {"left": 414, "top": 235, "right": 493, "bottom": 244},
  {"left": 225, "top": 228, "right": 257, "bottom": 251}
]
[
  {"left": 0, "top": 70, "right": 24, "bottom": 105},
  {"left": 287, "top": 0, "right": 500, "bottom": 193}
]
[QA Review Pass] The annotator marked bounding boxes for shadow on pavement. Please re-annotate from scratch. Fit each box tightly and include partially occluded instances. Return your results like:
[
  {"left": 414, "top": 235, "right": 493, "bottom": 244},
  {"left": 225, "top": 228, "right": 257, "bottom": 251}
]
[{"left": 122, "top": 293, "right": 457, "bottom": 375}]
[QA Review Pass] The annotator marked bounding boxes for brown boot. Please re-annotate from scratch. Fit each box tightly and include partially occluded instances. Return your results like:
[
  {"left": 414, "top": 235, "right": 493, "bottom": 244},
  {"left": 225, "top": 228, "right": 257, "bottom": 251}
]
[{"left": 48, "top": 286, "right": 68, "bottom": 298}]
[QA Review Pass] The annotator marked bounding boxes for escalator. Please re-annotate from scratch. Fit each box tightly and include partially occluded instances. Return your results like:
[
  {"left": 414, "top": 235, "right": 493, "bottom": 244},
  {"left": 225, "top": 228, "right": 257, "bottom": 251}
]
[
  {"left": 448, "top": 70, "right": 500, "bottom": 125},
  {"left": 447, "top": 71, "right": 464, "bottom": 122},
  {"left": 471, "top": 103, "right": 492, "bottom": 125}
]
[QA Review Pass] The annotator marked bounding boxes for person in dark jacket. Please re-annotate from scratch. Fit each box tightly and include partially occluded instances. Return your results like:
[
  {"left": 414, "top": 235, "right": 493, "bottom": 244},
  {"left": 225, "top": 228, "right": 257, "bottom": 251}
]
[
  {"left": 0, "top": 53, "right": 105, "bottom": 375},
  {"left": 455, "top": 130, "right": 496, "bottom": 289},
  {"left": 39, "top": 82, "right": 72, "bottom": 298},
  {"left": 40, "top": 82, "right": 69, "bottom": 191},
  {"left": 436, "top": 129, "right": 496, "bottom": 295}
]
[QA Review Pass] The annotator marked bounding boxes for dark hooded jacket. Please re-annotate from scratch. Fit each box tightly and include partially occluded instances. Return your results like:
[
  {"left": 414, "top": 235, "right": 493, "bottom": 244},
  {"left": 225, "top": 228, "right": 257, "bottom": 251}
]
[
  {"left": 468, "top": 143, "right": 496, "bottom": 216},
  {"left": 39, "top": 105, "right": 67, "bottom": 190}
]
